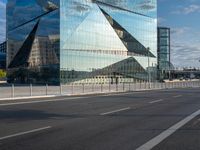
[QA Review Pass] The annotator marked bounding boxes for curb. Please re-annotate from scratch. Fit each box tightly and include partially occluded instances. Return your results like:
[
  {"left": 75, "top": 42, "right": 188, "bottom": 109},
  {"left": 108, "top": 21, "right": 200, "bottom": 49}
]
[{"left": 0, "top": 88, "right": 162, "bottom": 101}]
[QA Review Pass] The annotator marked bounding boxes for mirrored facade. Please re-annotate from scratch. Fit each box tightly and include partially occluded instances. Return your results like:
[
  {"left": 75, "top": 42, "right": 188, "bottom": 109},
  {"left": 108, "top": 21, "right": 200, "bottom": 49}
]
[
  {"left": 7, "top": 0, "right": 60, "bottom": 84},
  {"left": 7, "top": 0, "right": 157, "bottom": 84}
]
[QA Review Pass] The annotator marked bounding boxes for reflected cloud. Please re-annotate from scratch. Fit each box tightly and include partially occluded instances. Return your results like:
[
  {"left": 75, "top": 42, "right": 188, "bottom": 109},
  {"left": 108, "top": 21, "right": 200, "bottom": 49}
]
[
  {"left": 36, "top": 0, "right": 58, "bottom": 11},
  {"left": 138, "top": 0, "right": 156, "bottom": 11}
]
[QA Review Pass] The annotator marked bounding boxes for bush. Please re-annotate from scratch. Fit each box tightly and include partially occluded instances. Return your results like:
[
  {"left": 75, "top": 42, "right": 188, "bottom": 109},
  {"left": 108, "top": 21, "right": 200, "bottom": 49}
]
[{"left": 0, "top": 70, "right": 6, "bottom": 78}]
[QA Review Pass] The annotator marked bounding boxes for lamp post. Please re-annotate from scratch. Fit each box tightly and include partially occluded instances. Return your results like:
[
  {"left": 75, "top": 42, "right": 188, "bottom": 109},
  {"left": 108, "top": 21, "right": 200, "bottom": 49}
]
[{"left": 147, "top": 47, "right": 151, "bottom": 88}]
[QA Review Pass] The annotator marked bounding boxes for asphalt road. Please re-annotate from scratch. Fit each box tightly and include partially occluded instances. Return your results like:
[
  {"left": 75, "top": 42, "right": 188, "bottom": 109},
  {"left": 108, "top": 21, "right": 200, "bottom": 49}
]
[{"left": 0, "top": 88, "right": 200, "bottom": 150}]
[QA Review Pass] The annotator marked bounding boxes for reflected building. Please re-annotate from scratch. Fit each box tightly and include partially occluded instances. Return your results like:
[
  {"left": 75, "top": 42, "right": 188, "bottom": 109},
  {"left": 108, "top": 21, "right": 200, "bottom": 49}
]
[
  {"left": 0, "top": 41, "right": 6, "bottom": 69},
  {"left": 7, "top": 0, "right": 158, "bottom": 84}
]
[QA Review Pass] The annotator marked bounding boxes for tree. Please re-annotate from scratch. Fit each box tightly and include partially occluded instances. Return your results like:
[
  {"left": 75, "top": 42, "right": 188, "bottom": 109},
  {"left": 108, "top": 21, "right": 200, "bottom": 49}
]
[{"left": 0, "top": 70, "right": 6, "bottom": 78}]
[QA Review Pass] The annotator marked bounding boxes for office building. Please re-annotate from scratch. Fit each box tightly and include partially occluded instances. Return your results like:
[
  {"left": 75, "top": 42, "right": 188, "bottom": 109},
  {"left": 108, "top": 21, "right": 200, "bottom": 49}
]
[
  {"left": 157, "top": 27, "right": 173, "bottom": 79},
  {"left": 7, "top": 0, "right": 158, "bottom": 84}
]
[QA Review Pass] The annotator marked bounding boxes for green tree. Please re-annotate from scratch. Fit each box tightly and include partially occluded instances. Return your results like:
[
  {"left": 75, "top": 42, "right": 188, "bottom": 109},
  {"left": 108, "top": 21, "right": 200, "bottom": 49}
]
[{"left": 0, "top": 70, "right": 6, "bottom": 78}]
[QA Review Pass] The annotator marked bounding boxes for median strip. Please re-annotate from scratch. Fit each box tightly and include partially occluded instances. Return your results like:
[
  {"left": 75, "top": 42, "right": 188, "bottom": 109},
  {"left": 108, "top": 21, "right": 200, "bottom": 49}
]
[
  {"left": 0, "top": 126, "right": 51, "bottom": 141},
  {"left": 100, "top": 107, "right": 131, "bottom": 115}
]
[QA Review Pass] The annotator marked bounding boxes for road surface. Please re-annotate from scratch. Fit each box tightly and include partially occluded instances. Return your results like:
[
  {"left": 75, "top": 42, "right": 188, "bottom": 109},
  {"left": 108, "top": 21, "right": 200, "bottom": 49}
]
[{"left": 0, "top": 88, "right": 200, "bottom": 150}]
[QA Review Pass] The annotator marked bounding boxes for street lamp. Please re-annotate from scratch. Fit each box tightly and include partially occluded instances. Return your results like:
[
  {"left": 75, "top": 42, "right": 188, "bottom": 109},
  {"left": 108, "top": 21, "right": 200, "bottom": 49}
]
[{"left": 147, "top": 47, "right": 151, "bottom": 88}]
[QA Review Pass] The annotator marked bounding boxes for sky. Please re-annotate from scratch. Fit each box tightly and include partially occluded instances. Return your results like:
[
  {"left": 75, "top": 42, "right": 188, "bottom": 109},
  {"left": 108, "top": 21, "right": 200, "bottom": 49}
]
[
  {"left": 0, "top": 0, "right": 200, "bottom": 68},
  {"left": 158, "top": 0, "right": 200, "bottom": 68}
]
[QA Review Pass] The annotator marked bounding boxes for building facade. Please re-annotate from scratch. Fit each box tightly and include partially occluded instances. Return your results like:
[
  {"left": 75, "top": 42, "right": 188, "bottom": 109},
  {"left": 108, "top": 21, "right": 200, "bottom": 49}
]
[
  {"left": 7, "top": 0, "right": 158, "bottom": 84},
  {"left": 0, "top": 41, "right": 6, "bottom": 69},
  {"left": 157, "top": 27, "right": 173, "bottom": 80}
]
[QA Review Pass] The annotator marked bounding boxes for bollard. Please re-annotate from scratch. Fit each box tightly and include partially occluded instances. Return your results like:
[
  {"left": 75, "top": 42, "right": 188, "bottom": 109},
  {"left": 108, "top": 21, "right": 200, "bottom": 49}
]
[
  {"left": 109, "top": 82, "right": 111, "bottom": 92},
  {"left": 129, "top": 83, "right": 131, "bottom": 92}
]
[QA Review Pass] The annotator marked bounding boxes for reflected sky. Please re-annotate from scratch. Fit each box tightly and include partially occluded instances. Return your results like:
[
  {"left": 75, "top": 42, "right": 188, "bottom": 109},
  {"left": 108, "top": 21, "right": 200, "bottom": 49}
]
[
  {"left": 7, "top": 0, "right": 158, "bottom": 83},
  {"left": 96, "top": 0, "right": 157, "bottom": 18}
]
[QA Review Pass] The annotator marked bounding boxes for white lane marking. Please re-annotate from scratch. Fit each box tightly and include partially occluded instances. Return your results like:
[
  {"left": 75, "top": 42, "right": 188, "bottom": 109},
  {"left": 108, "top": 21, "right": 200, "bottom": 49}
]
[
  {"left": 0, "top": 126, "right": 51, "bottom": 141},
  {"left": 136, "top": 108, "right": 200, "bottom": 150},
  {"left": 173, "top": 95, "right": 182, "bottom": 98},
  {"left": 100, "top": 107, "right": 131, "bottom": 115},
  {"left": 149, "top": 99, "right": 164, "bottom": 104},
  {"left": 0, "top": 97, "right": 84, "bottom": 106}
]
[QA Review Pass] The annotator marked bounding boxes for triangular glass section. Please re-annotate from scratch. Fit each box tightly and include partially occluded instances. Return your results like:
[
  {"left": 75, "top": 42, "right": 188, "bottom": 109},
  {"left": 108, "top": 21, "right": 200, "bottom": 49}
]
[
  {"left": 99, "top": 8, "right": 155, "bottom": 57},
  {"left": 60, "top": 0, "right": 91, "bottom": 48},
  {"left": 63, "top": 3, "right": 128, "bottom": 52},
  {"left": 65, "top": 56, "right": 148, "bottom": 83},
  {"left": 8, "top": 20, "right": 40, "bottom": 68},
  {"left": 83, "top": 56, "right": 148, "bottom": 81}
]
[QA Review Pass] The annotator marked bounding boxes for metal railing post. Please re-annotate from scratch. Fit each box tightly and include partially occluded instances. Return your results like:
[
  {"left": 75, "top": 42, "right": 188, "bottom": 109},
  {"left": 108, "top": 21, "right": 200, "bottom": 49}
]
[
  {"left": 46, "top": 84, "right": 48, "bottom": 95},
  {"left": 92, "top": 83, "right": 95, "bottom": 93},
  {"left": 60, "top": 84, "right": 62, "bottom": 95},
  {"left": 82, "top": 83, "right": 85, "bottom": 93},
  {"left": 30, "top": 84, "right": 32, "bottom": 96},
  {"left": 71, "top": 84, "right": 74, "bottom": 95},
  {"left": 11, "top": 84, "right": 14, "bottom": 98}
]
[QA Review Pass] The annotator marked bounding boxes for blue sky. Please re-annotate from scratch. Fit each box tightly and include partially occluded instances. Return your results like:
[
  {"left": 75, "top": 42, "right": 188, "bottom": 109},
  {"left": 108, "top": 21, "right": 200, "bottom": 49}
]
[
  {"left": 0, "top": 0, "right": 200, "bottom": 67},
  {"left": 158, "top": 0, "right": 200, "bottom": 68}
]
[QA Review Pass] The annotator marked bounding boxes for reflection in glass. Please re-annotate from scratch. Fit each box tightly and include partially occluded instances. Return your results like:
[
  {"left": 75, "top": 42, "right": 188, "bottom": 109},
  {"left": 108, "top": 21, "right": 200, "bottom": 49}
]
[{"left": 7, "top": 0, "right": 158, "bottom": 84}]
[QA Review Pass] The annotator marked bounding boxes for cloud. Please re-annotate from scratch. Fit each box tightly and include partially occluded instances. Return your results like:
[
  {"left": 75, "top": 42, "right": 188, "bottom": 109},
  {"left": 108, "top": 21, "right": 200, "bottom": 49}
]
[
  {"left": 172, "top": 4, "right": 200, "bottom": 14},
  {"left": 171, "top": 43, "right": 200, "bottom": 67},
  {"left": 171, "top": 27, "right": 190, "bottom": 36},
  {"left": 138, "top": 0, "right": 156, "bottom": 11},
  {"left": 157, "top": 17, "right": 166, "bottom": 25},
  {"left": 170, "top": 27, "right": 200, "bottom": 68}
]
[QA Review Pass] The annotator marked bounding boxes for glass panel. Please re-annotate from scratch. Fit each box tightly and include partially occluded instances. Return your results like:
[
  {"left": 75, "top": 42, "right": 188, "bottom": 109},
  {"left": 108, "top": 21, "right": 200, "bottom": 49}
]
[
  {"left": 60, "top": 0, "right": 157, "bottom": 83},
  {"left": 7, "top": 0, "right": 60, "bottom": 84}
]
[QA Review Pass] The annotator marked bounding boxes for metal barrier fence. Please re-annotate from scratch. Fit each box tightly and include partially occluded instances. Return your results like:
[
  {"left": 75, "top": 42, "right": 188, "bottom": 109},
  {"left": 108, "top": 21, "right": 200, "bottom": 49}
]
[{"left": 0, "top": 81, "right": 200, "bottom": 99}]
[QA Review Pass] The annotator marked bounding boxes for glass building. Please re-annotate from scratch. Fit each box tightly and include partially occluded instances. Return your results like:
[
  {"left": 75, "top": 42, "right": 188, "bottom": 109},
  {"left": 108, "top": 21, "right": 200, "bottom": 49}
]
[
  {"left": 157, "top": 27, "right": 173, "bottom": 80},
  {"left": 7, "top": 0, "right": 158, "bottom": 84}
]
